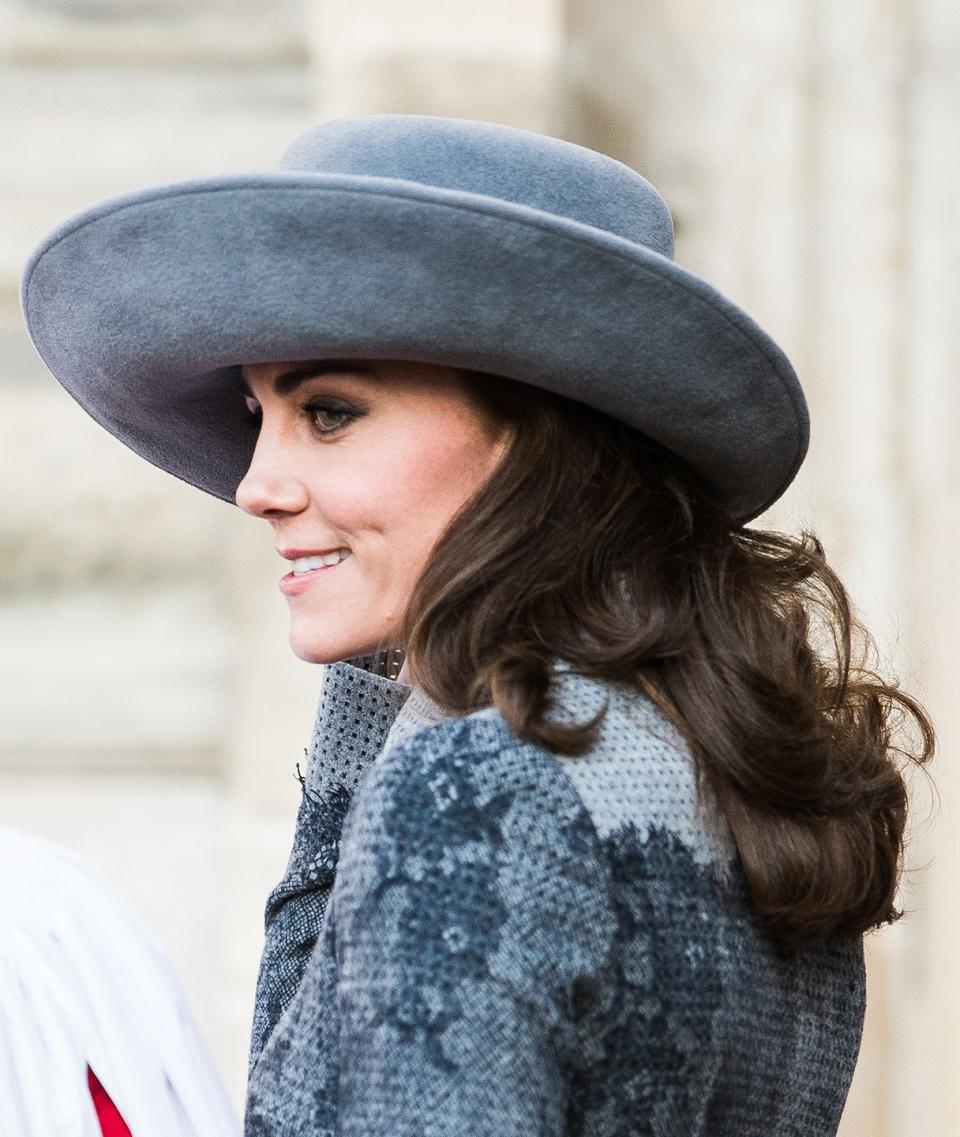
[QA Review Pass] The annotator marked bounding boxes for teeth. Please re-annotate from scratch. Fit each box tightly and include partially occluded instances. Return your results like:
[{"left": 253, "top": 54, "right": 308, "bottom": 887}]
[{"left": 292, "top": 550, "right": 350, "bottom": 574}]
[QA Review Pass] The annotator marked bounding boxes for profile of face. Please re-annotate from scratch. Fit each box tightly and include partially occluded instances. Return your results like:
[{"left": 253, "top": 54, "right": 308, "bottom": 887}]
[{"left": 235, "top": 359, "right": 511, "bottom": 674}]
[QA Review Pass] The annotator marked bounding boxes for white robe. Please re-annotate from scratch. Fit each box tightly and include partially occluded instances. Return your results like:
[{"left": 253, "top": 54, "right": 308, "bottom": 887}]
[{"left": 0, "top": 824, "right": 240, "bottom": 1137}]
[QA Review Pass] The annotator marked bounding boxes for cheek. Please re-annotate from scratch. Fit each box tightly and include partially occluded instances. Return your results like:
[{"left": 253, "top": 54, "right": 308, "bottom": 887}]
[
  {"left": 325, "top": 429, "right": 493, "bottom": 559},
  {"left": 299, "top": 398, "right": 501, "bottom": 587},
  {"left": 394, "top": 429, "right": 495, "bottom": 525},
  {"left": 299, "top": 448, "right": 436, "bottom": 561}
]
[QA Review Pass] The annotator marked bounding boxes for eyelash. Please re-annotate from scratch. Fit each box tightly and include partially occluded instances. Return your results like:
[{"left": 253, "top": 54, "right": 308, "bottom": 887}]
[{"left": 241, "top": 399, "right": 359, "bottom": 438}]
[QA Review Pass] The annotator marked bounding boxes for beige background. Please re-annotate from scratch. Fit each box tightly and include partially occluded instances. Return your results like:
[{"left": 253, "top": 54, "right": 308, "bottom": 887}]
[{"left": 1, "top": 1, "right": 955, "bottom": 1132}]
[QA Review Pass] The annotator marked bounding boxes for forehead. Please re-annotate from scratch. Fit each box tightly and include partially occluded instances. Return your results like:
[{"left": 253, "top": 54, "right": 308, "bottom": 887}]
[
  {"left": 238, "top": 359, "right": 378, "bottom": 397},
  {"left": 239, "top": 358, "right": 508, "bottom": 442}
]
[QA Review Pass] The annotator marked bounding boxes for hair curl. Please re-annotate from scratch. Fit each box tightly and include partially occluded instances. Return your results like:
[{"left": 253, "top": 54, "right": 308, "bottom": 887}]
[{"left": 400, "top": 368, "right": 935, "bottom": 958}]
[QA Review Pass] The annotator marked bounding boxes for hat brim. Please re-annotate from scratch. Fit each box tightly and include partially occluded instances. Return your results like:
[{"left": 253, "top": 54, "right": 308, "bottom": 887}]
[{"left": 20, "top": 172, "right": 808, "bottom": 523}]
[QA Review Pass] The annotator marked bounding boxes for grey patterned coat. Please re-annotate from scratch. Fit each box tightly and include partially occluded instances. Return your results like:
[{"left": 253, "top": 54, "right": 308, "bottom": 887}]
[{"left": 244, "top": 657, "right": 865, "bottom": 1136}]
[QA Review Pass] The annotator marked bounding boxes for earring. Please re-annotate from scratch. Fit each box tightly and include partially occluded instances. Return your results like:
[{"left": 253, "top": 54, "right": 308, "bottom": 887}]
[{"left": 373, "top": 647, "right": 405, "bottom": 680}]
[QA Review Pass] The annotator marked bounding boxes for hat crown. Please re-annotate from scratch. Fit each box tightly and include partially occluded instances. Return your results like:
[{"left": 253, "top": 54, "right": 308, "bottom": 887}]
[{"left": 278, "top": 114, "right": 675, "bottom": 259}]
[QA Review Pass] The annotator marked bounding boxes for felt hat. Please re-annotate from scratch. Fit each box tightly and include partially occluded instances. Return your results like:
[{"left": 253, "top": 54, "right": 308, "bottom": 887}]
[{"left": 19, "top": 113, "right": 808, "bottom": 524}]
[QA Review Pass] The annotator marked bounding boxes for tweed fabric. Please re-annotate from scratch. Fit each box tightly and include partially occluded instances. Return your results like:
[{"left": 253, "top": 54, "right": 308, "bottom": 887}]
[
  {"left": 244, "top": 660, "right": 865, "bottom": 1136},
  {"left": 379, "top": 682, "right": 451, "bottom": 756},
  {"left": 246, "top": 661, "right": 412, "bottom": 1078}
]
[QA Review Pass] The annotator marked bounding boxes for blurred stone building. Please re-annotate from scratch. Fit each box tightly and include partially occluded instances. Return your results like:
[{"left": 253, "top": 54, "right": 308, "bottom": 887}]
[{"left": 1, "top": 1, "right": 956, "bottom": 1132}]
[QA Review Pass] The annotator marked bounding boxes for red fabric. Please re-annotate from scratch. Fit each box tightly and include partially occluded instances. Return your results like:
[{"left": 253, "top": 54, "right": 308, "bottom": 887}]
[{"left": 87, "top": 1064, "right": 133, "bottom": 1137}]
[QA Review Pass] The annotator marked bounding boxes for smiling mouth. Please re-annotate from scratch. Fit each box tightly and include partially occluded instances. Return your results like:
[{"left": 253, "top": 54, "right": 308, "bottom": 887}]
[
  {"left": 279, "top": 551, "right": 352, "bottom": 594},
  {"left": 290, "top": 549, "right": 351, "bottom": 573}
]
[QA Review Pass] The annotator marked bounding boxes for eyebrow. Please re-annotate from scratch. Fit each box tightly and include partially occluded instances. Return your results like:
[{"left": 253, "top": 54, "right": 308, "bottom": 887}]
[{"left": 237, "top": 360, "right": 377, "bottom": 398}]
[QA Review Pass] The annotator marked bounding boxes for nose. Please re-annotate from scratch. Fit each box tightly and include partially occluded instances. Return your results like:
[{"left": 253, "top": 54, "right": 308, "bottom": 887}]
[{"left": 234, "top": 429, "right": 309, "bottom": 517}]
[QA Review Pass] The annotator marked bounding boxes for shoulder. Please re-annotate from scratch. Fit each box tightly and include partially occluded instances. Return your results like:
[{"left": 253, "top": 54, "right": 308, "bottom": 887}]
[
  {"left": 0, "top": 827, "right": 240, "bottom": 1136},
  {"left": 331, "top": 702, "right": 617, "bottom": 947},
  {"left": 340, "top": 664, "right": 716, "bottom": 868},
  {"left": 0, "top": 823, "right": 175, "bottom": 1011},
  {"left": 339, "top": 706, "right": 606, "bottom": 885},
  {"left": 548, "top": 666, "right": 737, "bottom": 868},
  {"left": 0, "top": 823, "right": 150, "bottom": 943},
  {"left": 331, "top": 708, "right": 618, "bottom": 1050},
  {"left": 333, "top": 662, "right": 736, "bottom": 918}
]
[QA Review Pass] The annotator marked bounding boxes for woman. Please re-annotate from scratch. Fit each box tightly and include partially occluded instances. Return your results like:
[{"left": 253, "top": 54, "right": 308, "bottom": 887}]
[{"left": 20, "top": 114, "right": 933, "bottom": 1136}]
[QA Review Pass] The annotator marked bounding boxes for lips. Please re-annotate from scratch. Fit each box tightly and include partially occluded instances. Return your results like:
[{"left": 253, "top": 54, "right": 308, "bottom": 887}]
[
  {"left": 278, "top": 546, "right": 347, "bottom": 560},
  {"left": 278, "top": 551, "right": 351, "bottom": 596}
]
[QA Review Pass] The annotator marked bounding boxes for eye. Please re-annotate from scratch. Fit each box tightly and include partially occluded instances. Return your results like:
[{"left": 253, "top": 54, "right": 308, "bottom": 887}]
[
  {"left": 304, "top": 399, "right": 358, "bottom": 436},
  {"left": 239, "top": 395, "right": 359, "bottom": 438}
]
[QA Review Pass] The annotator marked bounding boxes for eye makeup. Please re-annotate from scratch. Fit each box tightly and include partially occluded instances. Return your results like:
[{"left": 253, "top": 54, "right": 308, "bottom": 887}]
[{"left": 240, "top": 395, "right": 365, "bottom": 438}]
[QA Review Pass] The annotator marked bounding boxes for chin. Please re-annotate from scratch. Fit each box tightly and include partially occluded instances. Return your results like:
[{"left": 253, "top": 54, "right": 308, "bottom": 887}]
[
  {"left": 287, "top": 625, "right": 376, "bottom": 666},
  {"left": 288, "top": 632, "right": 348, "bottom": 666}
]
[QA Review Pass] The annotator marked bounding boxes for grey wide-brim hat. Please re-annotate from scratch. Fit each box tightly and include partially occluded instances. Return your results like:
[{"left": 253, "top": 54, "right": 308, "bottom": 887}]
[{"left": 20, "top": 113, "right": 808, "bottom": 524}]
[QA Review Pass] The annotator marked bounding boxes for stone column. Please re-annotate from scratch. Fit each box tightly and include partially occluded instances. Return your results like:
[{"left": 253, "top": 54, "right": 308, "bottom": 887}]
[
  {"left": 0, "top": 0, "right": 319, "bottom": 1111},
  {"left": 802, "top": 5, "right": 932, "bottom": 1130},
  {"left": 904, "top": 3, "right": 960, "bottom": 1135},
  {"left": 303, "top": 0, "right": 563, "bottom": 130},
  {"left": 561, "top": 2, "right": 944, "bottom": 1133}
]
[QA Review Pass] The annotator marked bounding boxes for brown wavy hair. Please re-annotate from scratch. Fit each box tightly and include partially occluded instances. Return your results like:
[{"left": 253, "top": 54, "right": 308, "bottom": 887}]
[{"left": 399, "top": 368, "right": 935, "bottom": 957}]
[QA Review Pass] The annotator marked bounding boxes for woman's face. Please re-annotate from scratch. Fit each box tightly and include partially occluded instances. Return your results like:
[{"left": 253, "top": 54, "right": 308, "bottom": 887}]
[{"left": 235, "top": 358, "right": 510, "bottom": 668}]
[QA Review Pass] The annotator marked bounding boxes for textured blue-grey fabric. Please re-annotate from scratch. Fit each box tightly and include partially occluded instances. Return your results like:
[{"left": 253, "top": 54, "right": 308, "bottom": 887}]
[
  {"left": 244, "top": 659, "right": 865, "bottom": 1136},
  {"left": 20, "top": 114, "right": 808, "bottom": 525}
]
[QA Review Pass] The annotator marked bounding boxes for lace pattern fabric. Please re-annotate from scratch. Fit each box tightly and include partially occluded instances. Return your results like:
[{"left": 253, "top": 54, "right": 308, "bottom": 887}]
[{"left": 245, "top": 659, "right": 865, "bottom": 1136}]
